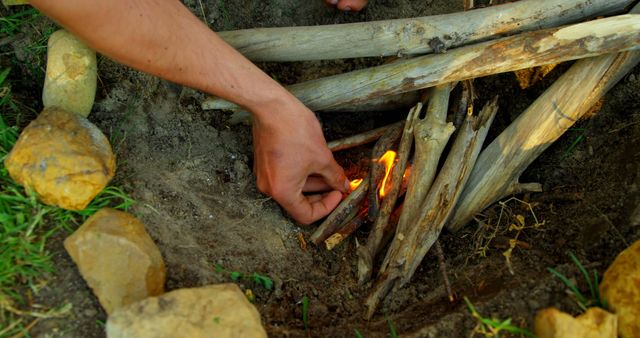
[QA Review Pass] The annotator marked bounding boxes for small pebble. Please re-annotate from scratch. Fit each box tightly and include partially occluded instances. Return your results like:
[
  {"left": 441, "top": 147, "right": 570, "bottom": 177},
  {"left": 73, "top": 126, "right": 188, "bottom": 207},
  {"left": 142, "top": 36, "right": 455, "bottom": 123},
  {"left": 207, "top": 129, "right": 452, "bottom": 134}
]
[
  {"left": 528, "top": 299, "right": 540, "bottom": 310},
  {"left": 83, "top": 308, "right": 98, "bottom": 317},
  {"left": 629, "top": 74, "right": 637, "bottom": 82}
]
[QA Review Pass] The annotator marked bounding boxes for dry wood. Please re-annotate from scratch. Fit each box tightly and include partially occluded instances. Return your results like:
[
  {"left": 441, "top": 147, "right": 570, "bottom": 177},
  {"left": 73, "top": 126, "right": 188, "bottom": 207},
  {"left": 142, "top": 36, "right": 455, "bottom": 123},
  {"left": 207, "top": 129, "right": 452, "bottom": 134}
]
[
  {"left": 324, "top": 208, "right": 368, "bottom": 251},
  {"left": 358, "top": 103, "right": 421, "bottom": 284},
  {"left": 367, "top": 97, "right": 499, "bottom": 318},
  {"left": 216, "top": 0, "right": 630, "bottom": 61},
  {"left": 381, "top": 84, "right": 455, "bottom": 275},
  {"left": 327, "top": 121, "right": 403, "bottom": 152},
  {"left": 434, "top": 241, "right": 454, "bottom": 302},
  {"left": 310, "top": 175, "right": 370, "bottom": 245},
  {"left": 204, "top": 15, "right": 640, "bottom": 112},
  {"left": 454, "top": 81, "right": 473, "bottom": 131},
  {"left": 367, "top": 123, "right": 403, "bottom": 222},
  {"left": 448, "top": 49, "right": 640, "bottom": 231},
  {"left": 207, "top": 91, "right": 419, "bottom": 115}
]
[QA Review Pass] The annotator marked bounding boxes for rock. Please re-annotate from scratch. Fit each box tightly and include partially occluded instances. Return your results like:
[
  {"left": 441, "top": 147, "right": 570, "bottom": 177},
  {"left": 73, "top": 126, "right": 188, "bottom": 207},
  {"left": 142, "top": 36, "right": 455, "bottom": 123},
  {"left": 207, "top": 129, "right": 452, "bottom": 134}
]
[
  {"left": 64, "top": 208, "right": 166, "bottom": 314},
  {"left": 43, "top": 29, "right": 97, "bottom": 117},
  {"left": 534, "top": 307, "right": 617, "bottom": 338},
  {"left": 4, "top": 107, "right": 115, "bottom": 210},
  {"left": 600, "top": 239, "right": 640, "bottom": 338},
  {"left": 106, "top": 284, "right": 267, "bottom": 338}
]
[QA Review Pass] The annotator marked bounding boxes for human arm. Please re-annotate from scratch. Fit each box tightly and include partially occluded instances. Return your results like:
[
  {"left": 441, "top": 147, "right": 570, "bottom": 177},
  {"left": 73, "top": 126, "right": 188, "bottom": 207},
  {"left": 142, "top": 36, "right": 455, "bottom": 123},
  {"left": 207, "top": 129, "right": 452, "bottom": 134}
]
[{"left": 30, "top": 0, "right": 349, "bottom": 224}]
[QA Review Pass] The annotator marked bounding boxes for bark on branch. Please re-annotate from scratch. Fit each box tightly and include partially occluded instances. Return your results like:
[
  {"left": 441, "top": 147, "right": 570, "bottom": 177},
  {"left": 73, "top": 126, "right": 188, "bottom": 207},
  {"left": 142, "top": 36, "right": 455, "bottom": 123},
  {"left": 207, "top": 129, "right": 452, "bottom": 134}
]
[
  {"left": 217, "top": 0, "right": 631, "bottom": 61},
  {"left": 204, "top": 15, "right": 640, "bottom": 112},
  {"left": 366, "top": 97, "right": 499, "bottom": 318}
]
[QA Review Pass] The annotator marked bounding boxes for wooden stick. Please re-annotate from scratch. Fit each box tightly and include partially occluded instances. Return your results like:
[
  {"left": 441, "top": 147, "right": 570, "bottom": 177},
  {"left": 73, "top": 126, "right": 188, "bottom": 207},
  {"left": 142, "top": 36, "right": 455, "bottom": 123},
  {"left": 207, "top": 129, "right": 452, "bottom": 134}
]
[
  {"left": 434, "top": 241, "right": 454, "bottom": 302},
  {"left": 216, "top": 0, "right": 631, "bottom": 61},
  {"left": 327, "top": 121, "right": 403, "bottom": 152},
  {"left": 454, "top": 81, "right": 473, "bottom": 131},
  {"left": 207, "top": 91, "right": 419, "bottom": 114},
  {"left": 401, "top": 97, "right": 498, "bottom": 286},
  {"left": 309, "top": 175, "right": 370, "bottom": 245},
  {"left": 448, "top": 45, "right": 640, "bottom": 232},
  {"left": 380, "top": 84, "right": 455, "bottom": 273},
  {"left": 367, "top": 123, "right": 403, "bottom": 222},
  {"left": 358, "top": 103, "right": 421, "bottom": 284},
  {"left": 324, "top": 208, "right": 368, "bottom": 251},
  {"left": 203, "top": 15, "right": 640, "bottom": 112},
  {"left": 367, "top": 97, "right": 499, "bottom": 318}
]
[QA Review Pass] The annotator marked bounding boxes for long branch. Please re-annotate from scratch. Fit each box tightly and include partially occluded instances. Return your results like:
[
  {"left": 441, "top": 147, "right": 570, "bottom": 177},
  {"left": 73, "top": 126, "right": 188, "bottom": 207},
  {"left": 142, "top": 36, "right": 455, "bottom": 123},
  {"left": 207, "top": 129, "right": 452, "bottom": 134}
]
[
  {"left": 216, "top": 0, "right": 631, "bottom": 61},
  {"left": 204, "top": 15, "right": 640, "bottom": 112}
]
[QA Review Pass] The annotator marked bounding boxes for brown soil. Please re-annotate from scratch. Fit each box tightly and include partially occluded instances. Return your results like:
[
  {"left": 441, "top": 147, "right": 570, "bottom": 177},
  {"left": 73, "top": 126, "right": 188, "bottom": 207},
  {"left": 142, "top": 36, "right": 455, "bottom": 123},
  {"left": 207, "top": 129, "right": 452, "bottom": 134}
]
[{"left": 3, "top": 1, "right": 640, "bottom": 337}]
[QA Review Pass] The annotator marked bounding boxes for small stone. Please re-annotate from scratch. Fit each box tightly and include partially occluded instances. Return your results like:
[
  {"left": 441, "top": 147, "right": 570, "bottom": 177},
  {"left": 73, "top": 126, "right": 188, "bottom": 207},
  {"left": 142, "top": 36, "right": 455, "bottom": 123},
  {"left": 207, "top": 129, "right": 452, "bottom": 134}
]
[
  {"left": 629, "top": 74, "right": 637, "bottom": 82},
  {"left": 4, "top": 107, "right": 115, "bottom": 210},
  {"left": 527, "top": 299, "right": 541, "bottom": 310},
  {"left": 64, "top": 208, "right": 166, "bottom": 315},
  {"left": 43, "top": 30, "right": 97, "bottom": 117},
  {"left": 534, "top": 307, "right": 617, "bottom": 338},
  {"left": 83, "top": 308, "right": 98, "bottom": 318},
  {"left": 106, "top": 284, "right": 267, "bottom": 338},
  {"left": 600, "top": 239, "right": 640, "bottom": 338}
]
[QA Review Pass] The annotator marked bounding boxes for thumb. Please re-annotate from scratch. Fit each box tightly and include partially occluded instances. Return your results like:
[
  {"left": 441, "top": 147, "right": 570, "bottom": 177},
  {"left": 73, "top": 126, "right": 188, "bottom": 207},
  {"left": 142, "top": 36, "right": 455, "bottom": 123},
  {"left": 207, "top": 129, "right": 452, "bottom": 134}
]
[{"left": 318, "top": 157, "right": 349, "bottom": 194}]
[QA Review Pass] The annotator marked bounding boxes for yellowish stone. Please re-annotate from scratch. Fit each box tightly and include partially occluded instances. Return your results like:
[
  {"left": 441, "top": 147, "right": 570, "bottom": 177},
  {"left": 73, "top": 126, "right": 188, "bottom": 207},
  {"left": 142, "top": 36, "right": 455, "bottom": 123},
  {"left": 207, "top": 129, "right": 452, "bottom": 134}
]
[
  {"left": 4, "top": 107, "right": 115, "bottom": 210},
  {"left": 600, "top": 239, "right": 640, "bottom": 338},
  {"left": 43, "top": 29, "right": 97, "bottom": 117},
  {"left": 106, "top": 284, "right": 267, "bottom": 338},
  {"left": 534, "top": 307, "right": 617, "bottom": 338},
  {"left": 64, "top": 208, "right": 166, "bottom": 314}
]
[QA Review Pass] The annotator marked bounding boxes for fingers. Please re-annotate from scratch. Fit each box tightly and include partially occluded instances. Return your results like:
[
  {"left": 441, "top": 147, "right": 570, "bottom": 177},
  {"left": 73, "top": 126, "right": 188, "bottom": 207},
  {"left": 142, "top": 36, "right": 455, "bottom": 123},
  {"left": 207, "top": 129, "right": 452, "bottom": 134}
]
[
  {"left": 302, "top": 176, "right": 332, "bottom": 193},
  {"left": 337, "top": 0, "right": 368, "bottom": 11},
  {"left": 318, "top": 156, "right": 350, "bottom": 194},
  {"left": 325, "top": 0, "right": 368, "bottom": 11},
  {"left": 284, "top": 190, "right": 343, "bottom": 225}
]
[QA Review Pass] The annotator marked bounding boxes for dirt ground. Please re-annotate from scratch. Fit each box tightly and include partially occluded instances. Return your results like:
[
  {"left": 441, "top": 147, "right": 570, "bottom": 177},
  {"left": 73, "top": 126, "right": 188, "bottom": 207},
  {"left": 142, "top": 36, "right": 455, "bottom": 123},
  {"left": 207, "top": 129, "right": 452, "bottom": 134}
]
[{"left": 4, "top": 0, "right": 640, "bottom": 337}]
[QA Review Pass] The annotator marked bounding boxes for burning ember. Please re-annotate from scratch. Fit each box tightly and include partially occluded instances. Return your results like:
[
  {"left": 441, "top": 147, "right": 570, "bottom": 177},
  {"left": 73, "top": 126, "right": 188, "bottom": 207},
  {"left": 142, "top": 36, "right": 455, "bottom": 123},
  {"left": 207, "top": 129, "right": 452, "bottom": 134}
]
[{"left": 378, "top": 150, "right": 396, "bottom": 197}]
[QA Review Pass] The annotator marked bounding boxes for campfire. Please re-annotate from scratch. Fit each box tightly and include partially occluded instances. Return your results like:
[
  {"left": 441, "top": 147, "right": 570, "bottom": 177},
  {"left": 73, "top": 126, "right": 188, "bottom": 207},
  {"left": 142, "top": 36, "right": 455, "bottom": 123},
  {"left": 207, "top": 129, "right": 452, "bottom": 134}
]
[{"left": 200, "top": 0, "right": 640, "bottom": 319}]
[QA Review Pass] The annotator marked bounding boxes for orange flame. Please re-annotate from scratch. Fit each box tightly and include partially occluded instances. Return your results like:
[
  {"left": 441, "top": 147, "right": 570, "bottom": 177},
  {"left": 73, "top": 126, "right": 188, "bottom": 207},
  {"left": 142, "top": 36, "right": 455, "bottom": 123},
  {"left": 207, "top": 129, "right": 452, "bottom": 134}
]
[
  {"left": 379, "top": 150, "right": 397, "bottom": 197},
  {"left": 349, "top": 178, "right": 363, "bottom": 191}
]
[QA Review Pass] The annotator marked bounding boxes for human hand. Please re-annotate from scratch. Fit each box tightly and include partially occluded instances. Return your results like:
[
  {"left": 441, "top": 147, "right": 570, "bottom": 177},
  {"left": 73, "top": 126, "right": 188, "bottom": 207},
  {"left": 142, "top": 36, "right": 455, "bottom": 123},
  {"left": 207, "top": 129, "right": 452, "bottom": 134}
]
[
  {"left": 323, "top": 0, "right": 368, "bottom": 11},
  {"left": 251, "top": 96, "right": 349, "bottom": 225}
]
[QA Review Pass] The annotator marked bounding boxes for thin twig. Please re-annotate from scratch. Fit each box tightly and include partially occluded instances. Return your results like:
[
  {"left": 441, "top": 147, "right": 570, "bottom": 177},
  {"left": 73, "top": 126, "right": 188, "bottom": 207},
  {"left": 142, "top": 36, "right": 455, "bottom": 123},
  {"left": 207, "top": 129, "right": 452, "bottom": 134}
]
[
  {"left": 328, "top": 121, "right": 403, "bottom": 152},
  {"left": 435, "top": 240, "right": 454, "bottom": 302}
]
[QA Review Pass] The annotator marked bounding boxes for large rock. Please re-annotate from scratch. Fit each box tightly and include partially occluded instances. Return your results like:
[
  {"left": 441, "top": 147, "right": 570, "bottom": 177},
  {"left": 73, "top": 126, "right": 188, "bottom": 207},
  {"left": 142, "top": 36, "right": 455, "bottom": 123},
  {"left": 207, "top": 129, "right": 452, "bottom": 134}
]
[
  {"left": 534, "top": 307, "right": 617, "bottom": 338},
  {"left": 42, "top": 29, "right": 97, "bottom": 117},
  {"left": 106, "top": 284, "right": 267, "bottom": 338},
  {"left": 600, "top": 239, "right": 640, "bottom": 338},
  {"left": 4, "top": 107, "right": 115, "bottom": 210},
  {"left": 64, "top": 208, "right": 166, "bottom": 314}
]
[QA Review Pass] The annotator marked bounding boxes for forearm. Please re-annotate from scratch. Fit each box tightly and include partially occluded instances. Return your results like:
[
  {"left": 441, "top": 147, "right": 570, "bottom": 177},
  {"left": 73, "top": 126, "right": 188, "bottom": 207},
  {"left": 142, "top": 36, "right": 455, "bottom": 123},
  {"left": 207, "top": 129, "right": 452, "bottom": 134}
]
[{"left": 30, "top": 0, "right": 289, "bottom": 117}]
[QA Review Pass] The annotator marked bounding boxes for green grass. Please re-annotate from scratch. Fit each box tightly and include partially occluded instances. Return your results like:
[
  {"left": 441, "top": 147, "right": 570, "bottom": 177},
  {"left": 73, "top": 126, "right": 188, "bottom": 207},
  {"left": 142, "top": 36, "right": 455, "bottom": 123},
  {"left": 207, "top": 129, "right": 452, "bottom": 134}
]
[
  {"left": 465, "top": 297, "right": 534, "bottom": 338},
  {"left": 385, "top": 314, "right": 398, "bottom": 338},
  {"left": 302, "top": 295, "right": 309, "bottom": 331},
  {"left": 0, "top": 68, "right": 135, "bottom": 337},
  {"left": 217, "top": 0, "right": 232, "bottom": 30},
  {"left": 560, "top": 128, "right": 586, "bottom": 160},
  {"left": 0, "top": 8, "right": 40, "bottom": 36},
  {"left": 214, "top": 264, "right": 274, "bottom": 291},
  {"left": 547, "top": 252, "right": 607, "bottom": 311},
  {"left": 1, "top": 7, "right": 56, "bottom": 83}
]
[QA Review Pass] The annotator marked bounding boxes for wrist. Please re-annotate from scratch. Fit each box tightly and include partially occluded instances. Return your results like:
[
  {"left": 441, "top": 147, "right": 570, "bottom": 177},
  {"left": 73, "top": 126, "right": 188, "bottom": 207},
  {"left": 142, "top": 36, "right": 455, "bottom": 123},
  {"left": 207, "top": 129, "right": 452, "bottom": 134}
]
[{"left": 248, "top": 87, "right": 312, "bottom": 124}]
